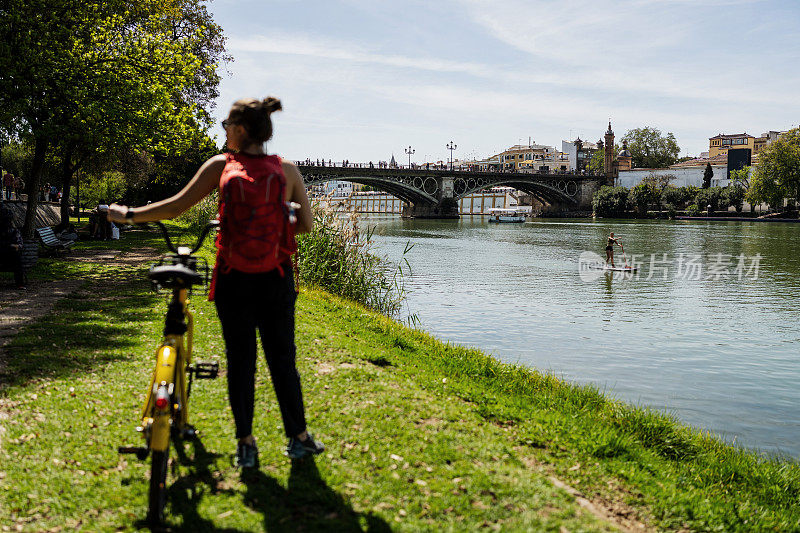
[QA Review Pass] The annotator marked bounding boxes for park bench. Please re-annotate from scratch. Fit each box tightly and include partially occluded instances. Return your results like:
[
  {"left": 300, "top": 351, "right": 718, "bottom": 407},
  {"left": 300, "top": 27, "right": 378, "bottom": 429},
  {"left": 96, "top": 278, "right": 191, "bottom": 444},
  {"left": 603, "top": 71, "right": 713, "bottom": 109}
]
[{"left": 36, "top": 226, "right": 75, "bottom": 254}]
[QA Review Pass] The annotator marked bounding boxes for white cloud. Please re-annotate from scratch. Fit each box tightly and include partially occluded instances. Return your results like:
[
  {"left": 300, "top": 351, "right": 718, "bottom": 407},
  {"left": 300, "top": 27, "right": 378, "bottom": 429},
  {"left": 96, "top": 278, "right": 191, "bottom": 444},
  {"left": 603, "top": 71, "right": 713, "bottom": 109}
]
[
  {"left": 212, "top": 1, "right": 800, "bottom": 158},
  {"left": 228, "top": 34, "right": 489, "bottom": 76}
]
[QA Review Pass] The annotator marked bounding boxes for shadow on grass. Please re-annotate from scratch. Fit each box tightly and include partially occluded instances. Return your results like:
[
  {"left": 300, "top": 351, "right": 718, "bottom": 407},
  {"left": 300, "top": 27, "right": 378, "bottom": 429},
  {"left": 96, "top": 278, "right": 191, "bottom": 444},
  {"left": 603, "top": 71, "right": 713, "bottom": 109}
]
[
  {"left": 0, "top": 281, "right": 158, "bottom": 389},
  {"left": 157, "top": 437, "right": 390, "bottom": 532},
  {"left": 240, "top": 458, "right": 391, "bottom": 532},
  {"left": 160, "top": 435, "right": 243, "bottom": 532}
]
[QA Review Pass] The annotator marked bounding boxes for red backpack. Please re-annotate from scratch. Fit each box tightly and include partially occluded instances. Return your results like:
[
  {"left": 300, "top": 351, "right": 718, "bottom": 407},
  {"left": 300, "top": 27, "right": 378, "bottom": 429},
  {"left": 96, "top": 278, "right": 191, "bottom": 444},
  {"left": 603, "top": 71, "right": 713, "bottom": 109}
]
[{"left": 214, "top": 152, "right": 297, "bottom": 276}]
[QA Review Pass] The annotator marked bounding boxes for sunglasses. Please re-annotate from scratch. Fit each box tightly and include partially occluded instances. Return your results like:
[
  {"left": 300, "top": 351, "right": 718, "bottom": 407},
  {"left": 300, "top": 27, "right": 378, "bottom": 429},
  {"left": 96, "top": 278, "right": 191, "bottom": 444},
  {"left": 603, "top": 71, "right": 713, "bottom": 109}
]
[{"left": 221, "top": 119, "right": 237, "bottom": 128}]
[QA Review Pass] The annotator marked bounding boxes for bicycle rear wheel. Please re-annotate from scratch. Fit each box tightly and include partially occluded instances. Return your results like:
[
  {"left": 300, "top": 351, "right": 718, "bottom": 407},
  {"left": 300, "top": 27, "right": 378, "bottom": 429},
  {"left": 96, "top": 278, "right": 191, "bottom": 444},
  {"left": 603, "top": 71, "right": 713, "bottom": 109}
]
[{"left": 148, "top": 447, "right": 169, "bottom": 526}]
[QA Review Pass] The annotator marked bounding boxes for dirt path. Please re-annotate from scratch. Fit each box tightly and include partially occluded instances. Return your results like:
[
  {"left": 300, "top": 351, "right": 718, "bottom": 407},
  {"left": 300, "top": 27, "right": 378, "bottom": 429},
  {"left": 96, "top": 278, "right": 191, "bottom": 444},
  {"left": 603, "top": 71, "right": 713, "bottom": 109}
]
[{"left": 0, "top": 246, "right": 160, "bottom": 377}]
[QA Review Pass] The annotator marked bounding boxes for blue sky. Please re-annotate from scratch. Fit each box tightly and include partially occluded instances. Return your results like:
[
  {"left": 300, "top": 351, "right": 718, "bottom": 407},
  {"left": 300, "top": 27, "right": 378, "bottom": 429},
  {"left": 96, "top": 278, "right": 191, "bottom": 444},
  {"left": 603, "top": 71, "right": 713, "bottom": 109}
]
[{"left": 208, "top": 0, "right": 800, "bottom": 164}]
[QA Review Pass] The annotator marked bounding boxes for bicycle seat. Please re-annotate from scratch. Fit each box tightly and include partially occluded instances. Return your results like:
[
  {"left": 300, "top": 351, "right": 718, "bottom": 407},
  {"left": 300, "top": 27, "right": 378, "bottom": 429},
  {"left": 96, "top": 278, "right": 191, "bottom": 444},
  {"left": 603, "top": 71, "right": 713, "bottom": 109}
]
[{"left": 148, "top": 264, "right": 204, "bottom": 288}]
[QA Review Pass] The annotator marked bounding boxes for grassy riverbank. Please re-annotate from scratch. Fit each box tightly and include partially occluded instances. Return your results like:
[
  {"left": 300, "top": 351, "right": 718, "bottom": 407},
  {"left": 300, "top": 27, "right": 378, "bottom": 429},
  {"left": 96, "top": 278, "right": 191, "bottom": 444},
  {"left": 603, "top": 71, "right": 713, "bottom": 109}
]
[{"left": 1, "top": 230, "right": 799, "bottom": 531}]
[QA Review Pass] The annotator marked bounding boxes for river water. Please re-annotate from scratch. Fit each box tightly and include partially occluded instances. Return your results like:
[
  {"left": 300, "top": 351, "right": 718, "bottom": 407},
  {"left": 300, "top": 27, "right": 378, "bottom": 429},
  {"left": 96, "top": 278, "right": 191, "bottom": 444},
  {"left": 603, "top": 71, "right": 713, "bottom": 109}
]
[{"left": 365, "top": 216, "right": 800, "bottom": 458}]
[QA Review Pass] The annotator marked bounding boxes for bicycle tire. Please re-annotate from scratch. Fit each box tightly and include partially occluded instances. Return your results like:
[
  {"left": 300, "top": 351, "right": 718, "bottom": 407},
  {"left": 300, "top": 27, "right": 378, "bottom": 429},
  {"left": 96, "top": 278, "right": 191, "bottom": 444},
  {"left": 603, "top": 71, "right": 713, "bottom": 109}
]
[{"left": 148, "top": 447, "right": 169, "bottom": 526}]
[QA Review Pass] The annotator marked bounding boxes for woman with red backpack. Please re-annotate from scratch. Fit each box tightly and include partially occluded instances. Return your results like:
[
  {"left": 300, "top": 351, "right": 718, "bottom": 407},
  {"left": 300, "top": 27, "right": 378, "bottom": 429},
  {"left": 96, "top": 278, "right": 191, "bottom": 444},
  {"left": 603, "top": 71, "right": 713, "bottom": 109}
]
[{"left": 108, "top": 97, "right": 322, "bottom": 468}]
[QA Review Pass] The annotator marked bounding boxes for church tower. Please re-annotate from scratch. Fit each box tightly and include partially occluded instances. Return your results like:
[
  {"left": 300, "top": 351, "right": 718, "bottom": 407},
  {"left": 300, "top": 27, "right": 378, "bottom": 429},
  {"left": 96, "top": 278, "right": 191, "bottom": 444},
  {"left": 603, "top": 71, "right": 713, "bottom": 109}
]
[{"left": 604, "top": 121, "right": 618, "bottom": 181}]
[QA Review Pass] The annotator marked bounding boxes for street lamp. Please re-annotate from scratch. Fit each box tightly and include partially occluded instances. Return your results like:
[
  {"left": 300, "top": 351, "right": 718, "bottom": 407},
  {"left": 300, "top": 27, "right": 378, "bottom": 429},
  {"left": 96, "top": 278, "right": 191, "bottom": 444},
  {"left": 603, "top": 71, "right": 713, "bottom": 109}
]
[
  {"left": 446, "top": 141, "right": 457, "bottom": 171},
  {"left": 404, "top": 145, "right": 415, "bottom": 168}
]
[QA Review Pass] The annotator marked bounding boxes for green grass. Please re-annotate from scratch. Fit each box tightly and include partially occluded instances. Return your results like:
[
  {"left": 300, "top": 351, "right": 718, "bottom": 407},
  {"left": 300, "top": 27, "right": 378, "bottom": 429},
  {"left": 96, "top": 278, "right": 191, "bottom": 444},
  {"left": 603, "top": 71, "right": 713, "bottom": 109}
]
[{"left": 1, "top": 228, "right": 799, "bottom": 531}]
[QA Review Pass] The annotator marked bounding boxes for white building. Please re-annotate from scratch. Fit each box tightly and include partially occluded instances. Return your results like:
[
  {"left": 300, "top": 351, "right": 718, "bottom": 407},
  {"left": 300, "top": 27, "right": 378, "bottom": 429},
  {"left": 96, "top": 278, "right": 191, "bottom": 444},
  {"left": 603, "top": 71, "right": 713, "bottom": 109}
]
[{"left": 322, "top": 180, "right": 355, "bottom": 197}]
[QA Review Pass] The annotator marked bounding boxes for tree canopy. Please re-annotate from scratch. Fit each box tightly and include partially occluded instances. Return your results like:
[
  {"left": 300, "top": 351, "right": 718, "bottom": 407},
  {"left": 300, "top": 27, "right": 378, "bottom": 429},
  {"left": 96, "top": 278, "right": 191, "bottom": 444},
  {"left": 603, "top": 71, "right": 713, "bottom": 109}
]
[
  {"left": 621, "top": 127, "right": 681, "bottom": 169},
  {"left": 702, "top": 163, "right": 713, "bottom": 189},
  {"left": 749, "top": 128, "right": 800, "bottom": 207},
  {"left": 0, "top": 0, "right": 228, "bottom": 236}
]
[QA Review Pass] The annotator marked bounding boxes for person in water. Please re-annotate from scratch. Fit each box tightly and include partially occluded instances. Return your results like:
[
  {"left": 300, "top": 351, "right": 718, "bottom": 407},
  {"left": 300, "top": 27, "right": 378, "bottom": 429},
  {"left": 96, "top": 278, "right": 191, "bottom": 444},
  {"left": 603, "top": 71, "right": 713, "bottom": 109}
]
[{"left": 605, "top": 232, "right": 621, "bottom": 267}]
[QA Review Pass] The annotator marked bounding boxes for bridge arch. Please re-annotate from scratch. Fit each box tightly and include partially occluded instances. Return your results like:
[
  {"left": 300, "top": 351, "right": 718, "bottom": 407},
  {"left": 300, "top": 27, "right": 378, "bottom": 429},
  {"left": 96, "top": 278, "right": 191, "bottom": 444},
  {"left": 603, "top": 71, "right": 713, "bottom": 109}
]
[
  {"left": 302, "top": 173, "right": 437, "bottom": 205},
  {"left": 454, "top": 177, "right": 579, "bottom": 205}
]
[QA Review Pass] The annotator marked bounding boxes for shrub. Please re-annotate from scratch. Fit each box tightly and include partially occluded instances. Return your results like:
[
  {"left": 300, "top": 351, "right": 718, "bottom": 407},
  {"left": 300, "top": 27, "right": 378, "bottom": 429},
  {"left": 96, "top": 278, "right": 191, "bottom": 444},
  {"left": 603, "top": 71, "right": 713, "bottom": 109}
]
[
  {"left": 628, "top": 183, "right": 657, "bottom": 215},
  {"left": 686, "top": 204, "right": 701, "bottom": 216},
  {"left": 661, "top": 186, "right": 685, "bottom": 209},
  {"left": 721, "top": 184, "right": 745, "bottom": 213},
  {"left": 684, "top": 186, "right": 700, "bottom": 204},
  {"left": 695, "top": 187, "right": 723, "bottom": 211},
  {"left": 80, "top": 171, "right": 129, "bottom": 207},
  {"left": 175, "top": 191, "right": 219, "bottom": 237},
  {"left": 592, "top": 186, "right": 629, "bottom": 217}
]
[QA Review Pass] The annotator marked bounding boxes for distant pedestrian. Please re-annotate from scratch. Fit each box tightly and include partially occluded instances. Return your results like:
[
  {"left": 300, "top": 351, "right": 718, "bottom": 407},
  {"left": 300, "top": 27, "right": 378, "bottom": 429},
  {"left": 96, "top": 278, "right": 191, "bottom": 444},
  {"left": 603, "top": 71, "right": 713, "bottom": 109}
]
[
  {"left": 3, "top": 172, "right": 13, "bottom": 200},
  {"left": 13, "top": 176, "right": 23, "bottom": 200}
]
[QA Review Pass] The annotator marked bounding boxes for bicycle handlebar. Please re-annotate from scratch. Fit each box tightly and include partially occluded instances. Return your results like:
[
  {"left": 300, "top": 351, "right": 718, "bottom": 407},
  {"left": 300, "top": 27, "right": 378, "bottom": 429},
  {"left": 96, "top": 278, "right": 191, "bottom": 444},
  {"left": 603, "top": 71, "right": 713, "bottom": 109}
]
[{"left": 152, "top": 220, "right": 219, "bottom": 255}]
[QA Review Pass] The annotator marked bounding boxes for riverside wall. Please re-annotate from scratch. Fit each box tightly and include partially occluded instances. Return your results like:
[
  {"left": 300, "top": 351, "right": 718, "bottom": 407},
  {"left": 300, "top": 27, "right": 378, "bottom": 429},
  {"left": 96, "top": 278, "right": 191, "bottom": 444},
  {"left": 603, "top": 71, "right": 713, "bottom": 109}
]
[{"left": 618, "top": 165, "right": 732, "bottom": 188}]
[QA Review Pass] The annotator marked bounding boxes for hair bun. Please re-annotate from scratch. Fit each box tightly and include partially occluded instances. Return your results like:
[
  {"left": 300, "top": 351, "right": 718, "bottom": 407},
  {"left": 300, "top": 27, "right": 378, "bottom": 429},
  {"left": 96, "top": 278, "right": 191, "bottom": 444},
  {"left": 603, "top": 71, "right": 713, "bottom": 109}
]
[{"left": 261, "top": 97, "right": 282, "bottom": 113}]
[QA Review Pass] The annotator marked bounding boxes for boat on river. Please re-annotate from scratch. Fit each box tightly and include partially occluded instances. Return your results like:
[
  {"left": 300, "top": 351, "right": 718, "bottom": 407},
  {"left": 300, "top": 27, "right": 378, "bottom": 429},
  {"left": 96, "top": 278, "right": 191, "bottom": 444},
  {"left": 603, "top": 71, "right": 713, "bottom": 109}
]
[{"left": 487, "top": 208, "right": 525, "bottom": 223}]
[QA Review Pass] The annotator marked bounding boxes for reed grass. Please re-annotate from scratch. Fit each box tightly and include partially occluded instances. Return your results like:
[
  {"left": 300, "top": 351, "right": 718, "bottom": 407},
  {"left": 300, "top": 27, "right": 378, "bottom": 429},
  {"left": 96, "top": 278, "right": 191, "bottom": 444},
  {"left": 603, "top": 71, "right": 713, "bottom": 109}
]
[
  {"left": 174, "top": 191, "right": 219, "bottom": 239},
  {"left": 296, "top": 199, "right": 410, "bottom": 317},
  {"left": 174, "top": 194, "right": 411, "bottom": 317}
]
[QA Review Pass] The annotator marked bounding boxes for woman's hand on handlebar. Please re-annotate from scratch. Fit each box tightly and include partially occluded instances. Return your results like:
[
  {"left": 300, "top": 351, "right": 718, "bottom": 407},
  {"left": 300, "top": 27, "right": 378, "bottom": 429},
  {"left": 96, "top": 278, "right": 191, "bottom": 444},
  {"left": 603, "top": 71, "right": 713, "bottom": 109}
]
[{"left": 107, "top": 203, "right": 127, "bottom": 223}]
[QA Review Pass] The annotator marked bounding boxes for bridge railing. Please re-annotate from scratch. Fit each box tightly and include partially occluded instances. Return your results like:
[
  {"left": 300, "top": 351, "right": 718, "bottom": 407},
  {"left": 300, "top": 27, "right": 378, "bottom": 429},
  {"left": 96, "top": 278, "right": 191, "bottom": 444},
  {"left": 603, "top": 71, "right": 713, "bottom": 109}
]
[{"left": 295, "top": 159, "right": 604, "bottom": 176}]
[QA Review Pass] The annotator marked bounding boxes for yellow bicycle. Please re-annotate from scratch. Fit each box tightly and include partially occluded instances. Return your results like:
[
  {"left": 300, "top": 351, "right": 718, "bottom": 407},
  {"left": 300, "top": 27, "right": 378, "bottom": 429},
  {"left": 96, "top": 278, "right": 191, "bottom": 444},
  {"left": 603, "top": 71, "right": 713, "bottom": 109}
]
[{"left": 118, "top": 221, "right": 219, "bottom": 526}]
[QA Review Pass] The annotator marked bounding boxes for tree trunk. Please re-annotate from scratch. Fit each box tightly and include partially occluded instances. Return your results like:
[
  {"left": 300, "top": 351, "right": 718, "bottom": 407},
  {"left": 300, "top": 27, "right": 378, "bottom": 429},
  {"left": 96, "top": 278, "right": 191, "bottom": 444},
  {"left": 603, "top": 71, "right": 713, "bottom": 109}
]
[
  {"left": 58, "top": 146, "right": 75, "bottom": 230},
  {"left": 22, "top": 136, "right": 49, "bottom": 239}
]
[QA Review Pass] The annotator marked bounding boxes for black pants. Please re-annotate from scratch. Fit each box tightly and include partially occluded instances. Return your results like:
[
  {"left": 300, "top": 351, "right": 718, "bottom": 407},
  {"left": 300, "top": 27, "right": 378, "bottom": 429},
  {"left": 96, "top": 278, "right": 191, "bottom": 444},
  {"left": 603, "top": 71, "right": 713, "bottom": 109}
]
[{"left": 214, "top": 266, "right": 306, "bottom": 439}]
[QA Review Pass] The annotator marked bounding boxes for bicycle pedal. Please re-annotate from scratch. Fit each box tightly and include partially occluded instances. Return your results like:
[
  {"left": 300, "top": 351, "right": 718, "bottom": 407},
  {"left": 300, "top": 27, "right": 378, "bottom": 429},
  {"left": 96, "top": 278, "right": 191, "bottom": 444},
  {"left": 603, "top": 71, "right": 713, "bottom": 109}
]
[
  {"left": 191, "top": 361, "right": 219, "bottom": 379},
  {"left": 118, "top": 446, "right": 149, "bottom": 460}
]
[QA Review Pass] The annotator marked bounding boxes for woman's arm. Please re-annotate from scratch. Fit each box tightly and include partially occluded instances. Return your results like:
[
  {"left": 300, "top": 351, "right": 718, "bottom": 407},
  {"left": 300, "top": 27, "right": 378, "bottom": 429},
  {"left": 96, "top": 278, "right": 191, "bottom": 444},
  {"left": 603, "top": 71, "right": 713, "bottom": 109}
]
[
  {"left": 282, "top": 160, "right": 313, "bottom": 234},
  {"left": 108, "top": 154, "right": 226, "bottom": 223}
]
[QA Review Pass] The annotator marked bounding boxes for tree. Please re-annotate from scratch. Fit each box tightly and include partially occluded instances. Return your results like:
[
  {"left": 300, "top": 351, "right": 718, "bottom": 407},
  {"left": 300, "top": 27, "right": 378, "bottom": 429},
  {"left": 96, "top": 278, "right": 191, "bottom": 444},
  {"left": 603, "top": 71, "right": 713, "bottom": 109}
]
[
  {"left": 126, "top": 133, "right": 220, "bottom": 205},
  {"left": 628, "top": 183, "right": 657, "bottom": 215},
  {"left": 730, "top": 166, "right": 751, "bottom": 190},
  {"left": 639, "top": 172, "right": 674, "bottom": 211},
  {"left": 661, "top": 186, "right": 685, "bottom": 209},
  {"left": 621, "top": 127, "right": 681, "bottom": 169},
  {"left": 53, "top": 0, "right": 229, "bottom": 227},
  {"left": 588, "top": 143, "right": 618, "bottom": 174},
  {"left": 729, "top": 167, "right": 751, "bottom": 213},
  {"left": 702, "top": 163, "right": 713, "bottom": 189},
  {"left": 751, "top": 127, "right": 800, "bottom": 207},
  {"left": 0, "top": 0, "right": 228, "bottom": 238},
  {"left": 592, "top": 186, "right": 629, "bottom": 218},
  {"left": 640, "top": 172, "right": 675, "bottom": 191},
  {"left": 722, "top": 184, "right": 745, "bottom": 213},
  {"left": 695, "top": 187, "right": 723, "bottom": 212},
  {"left": 745, "top": 170, "right": 783, "bottom": 211}
]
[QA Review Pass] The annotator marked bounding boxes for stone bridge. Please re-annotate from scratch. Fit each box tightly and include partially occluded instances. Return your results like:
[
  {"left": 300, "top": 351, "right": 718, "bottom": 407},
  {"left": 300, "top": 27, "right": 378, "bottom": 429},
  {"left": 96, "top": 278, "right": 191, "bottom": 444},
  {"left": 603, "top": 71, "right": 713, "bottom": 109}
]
[{"left": 298, "top": 165, "right": 609, "bottom": 218}]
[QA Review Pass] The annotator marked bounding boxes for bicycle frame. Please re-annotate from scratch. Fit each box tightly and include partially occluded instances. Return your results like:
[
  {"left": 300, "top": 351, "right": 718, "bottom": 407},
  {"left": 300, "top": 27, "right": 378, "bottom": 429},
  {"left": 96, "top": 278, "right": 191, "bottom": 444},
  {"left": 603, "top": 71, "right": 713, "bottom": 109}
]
[{"left": 140, "top": 287, "right": 194, "bottom": 452}]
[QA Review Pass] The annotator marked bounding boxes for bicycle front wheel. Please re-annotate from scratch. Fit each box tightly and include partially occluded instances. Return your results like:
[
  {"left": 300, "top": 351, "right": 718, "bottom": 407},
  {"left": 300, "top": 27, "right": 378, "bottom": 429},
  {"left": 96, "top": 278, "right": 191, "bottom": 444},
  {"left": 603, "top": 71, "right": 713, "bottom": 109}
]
[{"left": 148, "top": 448, "right": 169, "bottom": 526}]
